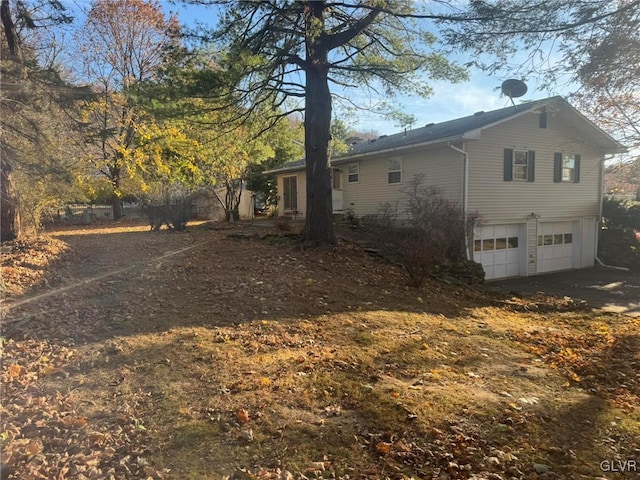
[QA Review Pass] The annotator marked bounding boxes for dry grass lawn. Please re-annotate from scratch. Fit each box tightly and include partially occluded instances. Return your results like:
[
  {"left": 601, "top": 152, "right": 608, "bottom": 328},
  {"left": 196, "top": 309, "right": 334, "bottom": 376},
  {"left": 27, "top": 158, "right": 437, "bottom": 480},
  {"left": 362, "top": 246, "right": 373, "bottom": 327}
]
[{"left": 1, "top": 220, "right": 638, "bottom": 479}]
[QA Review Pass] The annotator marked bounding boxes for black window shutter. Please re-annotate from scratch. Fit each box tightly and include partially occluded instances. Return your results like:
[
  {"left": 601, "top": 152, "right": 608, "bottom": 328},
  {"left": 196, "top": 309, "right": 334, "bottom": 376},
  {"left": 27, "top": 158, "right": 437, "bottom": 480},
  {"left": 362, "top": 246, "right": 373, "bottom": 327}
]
[
  {"left": 574, "top": 154, "right": 581, "bottom": 183},
  {"left": 528, "top": 150, "right": 535, "bottom": 182},
  {"left": 553, "top": 153, "right": 562, "bottom": 182},
  {"left": 504, "top": 148, "right": 513, "bottom": 181}
]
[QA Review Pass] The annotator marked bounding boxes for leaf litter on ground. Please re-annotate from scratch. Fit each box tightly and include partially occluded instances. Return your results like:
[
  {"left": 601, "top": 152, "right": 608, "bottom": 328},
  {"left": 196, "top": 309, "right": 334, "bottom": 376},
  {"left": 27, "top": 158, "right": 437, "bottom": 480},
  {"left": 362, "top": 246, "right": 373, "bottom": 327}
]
[{"left": 1, "top": 220, "right": 639, "bottom": 479}]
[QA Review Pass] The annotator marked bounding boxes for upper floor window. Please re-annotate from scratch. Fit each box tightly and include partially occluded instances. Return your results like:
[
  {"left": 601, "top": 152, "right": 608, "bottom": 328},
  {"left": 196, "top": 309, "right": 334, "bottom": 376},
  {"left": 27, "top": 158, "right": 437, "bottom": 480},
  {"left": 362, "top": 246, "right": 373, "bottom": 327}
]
[
  {"left": 348, "top": 164, "right": 359, "bottom": 183},
  {"left": 388, "top": 157, "right": 402, "bottom": 184},
  {"left": 554, "top": 153, "right": 581, "bottom": 183},
  {"left": 513, "top": 150, "right": 530, "bottom": 181},
  {"left": 504, "top": 148, "right": 535, "bottom": 182}
]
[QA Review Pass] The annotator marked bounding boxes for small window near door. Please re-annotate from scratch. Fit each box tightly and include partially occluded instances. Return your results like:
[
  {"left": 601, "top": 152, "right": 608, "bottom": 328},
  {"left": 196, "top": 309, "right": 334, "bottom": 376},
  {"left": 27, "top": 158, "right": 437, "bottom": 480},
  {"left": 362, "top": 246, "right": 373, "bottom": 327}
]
[
  {"left": 508, "top": 237, "right": 519, "bottom": 248},
  {"left": 347, "top": 164, "right": 359, "bottom": 183},
  {"left": 564, "top": 233, "right": 573, "bottom": 243},
  {"left": 332, "top": 168, "right": 341, "bottom": 190},
  {"left": 283, "top": 176, "right": 297, "bottom": 211}
]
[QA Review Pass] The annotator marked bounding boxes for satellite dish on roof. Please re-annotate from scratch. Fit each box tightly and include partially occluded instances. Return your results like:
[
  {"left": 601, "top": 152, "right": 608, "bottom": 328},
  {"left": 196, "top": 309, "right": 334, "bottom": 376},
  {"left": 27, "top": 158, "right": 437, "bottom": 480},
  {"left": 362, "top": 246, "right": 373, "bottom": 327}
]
[{"left": 501, "top": 79, "right": 528, "bottom": 99}]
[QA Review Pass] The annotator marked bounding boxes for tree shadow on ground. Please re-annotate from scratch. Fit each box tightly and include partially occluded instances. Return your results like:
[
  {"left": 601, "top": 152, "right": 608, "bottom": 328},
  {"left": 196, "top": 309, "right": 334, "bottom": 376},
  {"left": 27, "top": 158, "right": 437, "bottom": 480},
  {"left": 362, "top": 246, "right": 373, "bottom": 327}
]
[{"left": 2, "top": 221, "right": 500, "bottom": 344}]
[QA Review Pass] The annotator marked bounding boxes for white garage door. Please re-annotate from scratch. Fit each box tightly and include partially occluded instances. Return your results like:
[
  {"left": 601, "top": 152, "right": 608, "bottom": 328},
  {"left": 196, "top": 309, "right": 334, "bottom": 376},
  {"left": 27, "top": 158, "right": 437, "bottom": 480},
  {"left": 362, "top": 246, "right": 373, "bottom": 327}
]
[
  {"left": 537, "top": 222, "right": 575, "bottom": 273},
  {"left": 473, "top": 224, "right": 522, "bottom": 280}
]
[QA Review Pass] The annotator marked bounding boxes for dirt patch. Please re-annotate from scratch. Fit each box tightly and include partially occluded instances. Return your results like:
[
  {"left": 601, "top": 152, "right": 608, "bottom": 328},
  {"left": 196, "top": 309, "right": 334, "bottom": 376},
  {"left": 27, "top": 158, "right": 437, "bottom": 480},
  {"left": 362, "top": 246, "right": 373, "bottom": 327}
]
[{"left": 1, "top": 220, "right": 639, "bottom": 479}]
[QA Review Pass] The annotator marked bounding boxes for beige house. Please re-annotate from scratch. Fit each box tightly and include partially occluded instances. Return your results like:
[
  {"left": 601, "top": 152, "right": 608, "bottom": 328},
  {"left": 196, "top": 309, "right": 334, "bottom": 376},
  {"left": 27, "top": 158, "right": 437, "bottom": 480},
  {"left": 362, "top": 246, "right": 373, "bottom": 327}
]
[{"left": 267, "top": 97, "right": 625, "bottom": 279}]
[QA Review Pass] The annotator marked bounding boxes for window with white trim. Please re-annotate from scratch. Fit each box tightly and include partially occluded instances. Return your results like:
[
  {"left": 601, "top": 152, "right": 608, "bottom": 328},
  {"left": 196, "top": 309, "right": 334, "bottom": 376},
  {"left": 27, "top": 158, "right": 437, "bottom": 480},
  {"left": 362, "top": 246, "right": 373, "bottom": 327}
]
[
  {"left": 347, "top": 164, "right": 359, "bottom": 183},
  {"left": 562, "top": 156, "right": 575, "bottom": 182},
  {"left": 283, "top": 176, "right": 297, "bottom": 211},
  {"left": 388, "top": 157, "right": 402, "bottom": 184},
  {"left": 513, "top": 150, "right": 530, "bottom": 181},
  {"left": 554, "top": 152, "right": 581, "bottom": 183},
  {"left": 504, "top": 148, "right": 535, "bottom": 182}
]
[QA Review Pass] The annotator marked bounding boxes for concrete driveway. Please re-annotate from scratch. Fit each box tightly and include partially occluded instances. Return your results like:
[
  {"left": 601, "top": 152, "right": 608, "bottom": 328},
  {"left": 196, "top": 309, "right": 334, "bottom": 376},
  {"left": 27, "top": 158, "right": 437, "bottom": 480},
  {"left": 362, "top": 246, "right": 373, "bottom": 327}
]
[{"left": 490, "top": 267, "right": 640, "bottom": 317}]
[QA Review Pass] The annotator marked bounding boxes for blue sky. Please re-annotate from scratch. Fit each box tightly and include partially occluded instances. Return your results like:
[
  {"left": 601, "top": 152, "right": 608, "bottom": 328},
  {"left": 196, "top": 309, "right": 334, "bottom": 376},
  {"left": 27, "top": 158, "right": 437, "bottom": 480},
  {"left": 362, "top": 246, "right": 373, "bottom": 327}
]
[
  {"left": 65, "top": 1, "right": 569, "bottom": 136},
  {"left": 159, "top": 1, "right": 571, "bottom": 136}
]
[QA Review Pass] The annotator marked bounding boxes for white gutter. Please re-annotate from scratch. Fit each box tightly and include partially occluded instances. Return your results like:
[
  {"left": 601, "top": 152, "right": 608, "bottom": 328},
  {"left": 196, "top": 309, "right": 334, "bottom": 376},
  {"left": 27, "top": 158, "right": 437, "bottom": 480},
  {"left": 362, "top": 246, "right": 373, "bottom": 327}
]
[{"left": 448, "top": 142, "right": 470, "bottom": 259}]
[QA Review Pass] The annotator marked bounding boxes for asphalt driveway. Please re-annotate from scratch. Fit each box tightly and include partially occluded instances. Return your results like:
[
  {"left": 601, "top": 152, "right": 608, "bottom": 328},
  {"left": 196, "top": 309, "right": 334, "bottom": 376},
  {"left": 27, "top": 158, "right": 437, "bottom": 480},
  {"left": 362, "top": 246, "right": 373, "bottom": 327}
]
[{"left": 490, "top": 267, "right": 640, "bottom": 317}]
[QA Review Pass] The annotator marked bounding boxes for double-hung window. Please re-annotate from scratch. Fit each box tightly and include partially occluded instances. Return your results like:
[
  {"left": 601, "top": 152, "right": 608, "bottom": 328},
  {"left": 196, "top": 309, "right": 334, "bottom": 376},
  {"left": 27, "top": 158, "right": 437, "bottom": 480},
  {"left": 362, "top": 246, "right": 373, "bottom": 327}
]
[
  {"left": 388, "top": 157, "right": 402, "bottom": 184},
  {"left": 513, "top": 150, "right": 529, "bottom": 181},
  {"left": 504, "top": 148, "right": 535, "bottom": 182},
  {"left": 554, "top": 153, "right": 581, "bottom": 183},
  {"left": 347, "top": 164, "right": 359, "bottom": 183}
]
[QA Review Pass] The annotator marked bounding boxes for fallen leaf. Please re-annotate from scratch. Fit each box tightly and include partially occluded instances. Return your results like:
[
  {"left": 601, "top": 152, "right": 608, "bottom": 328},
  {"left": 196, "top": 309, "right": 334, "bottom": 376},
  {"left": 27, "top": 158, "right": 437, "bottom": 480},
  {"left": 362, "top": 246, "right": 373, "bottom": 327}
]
[
  {"left": 237, "top": 408, "right": 250, "bottom": 423},
  {"left": 7, "top": 364, "right": 23, "bottom": 379},
  {"left": 376, "top": 442, "right": 392, "bottom": 455}
]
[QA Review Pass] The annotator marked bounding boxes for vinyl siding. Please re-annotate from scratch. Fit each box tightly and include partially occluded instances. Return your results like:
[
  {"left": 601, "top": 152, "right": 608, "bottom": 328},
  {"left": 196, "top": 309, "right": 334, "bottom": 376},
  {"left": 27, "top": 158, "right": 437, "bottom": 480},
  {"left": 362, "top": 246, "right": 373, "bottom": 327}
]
[
  {"left": 342, "top": 145, "right": 464, "bottom": 217},
  {"left": 467, "top": 111, "right": 603, "bottom": 223},
  {"left": 276, "top": 171, "right": 306, "bottom": 217}
]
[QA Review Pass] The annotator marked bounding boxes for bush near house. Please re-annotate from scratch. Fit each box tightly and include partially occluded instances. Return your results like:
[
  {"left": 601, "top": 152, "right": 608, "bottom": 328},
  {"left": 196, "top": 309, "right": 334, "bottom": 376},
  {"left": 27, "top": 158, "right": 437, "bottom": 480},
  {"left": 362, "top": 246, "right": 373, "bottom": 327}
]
[
  {"left": 599, "top": 198, "right": 640, "bottom": 270},
  {"left": 349, "top": 175, "right": 483, "bottom": 287}
]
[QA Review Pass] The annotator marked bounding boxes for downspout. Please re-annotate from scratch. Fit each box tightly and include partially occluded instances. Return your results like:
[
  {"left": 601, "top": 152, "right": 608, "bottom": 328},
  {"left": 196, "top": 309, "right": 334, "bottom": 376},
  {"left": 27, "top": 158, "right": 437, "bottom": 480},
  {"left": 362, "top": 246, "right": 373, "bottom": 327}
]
[{"left": 448, "top": 142, "right": 470, "bottom": 259}]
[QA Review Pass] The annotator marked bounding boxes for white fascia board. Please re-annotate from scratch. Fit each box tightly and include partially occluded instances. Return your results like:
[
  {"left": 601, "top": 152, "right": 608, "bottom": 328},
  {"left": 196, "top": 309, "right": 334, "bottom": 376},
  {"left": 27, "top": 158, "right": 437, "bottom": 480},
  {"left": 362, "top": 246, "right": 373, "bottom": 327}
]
[{"left": 462, "top": 128, "right": 482, "bottom": 140}]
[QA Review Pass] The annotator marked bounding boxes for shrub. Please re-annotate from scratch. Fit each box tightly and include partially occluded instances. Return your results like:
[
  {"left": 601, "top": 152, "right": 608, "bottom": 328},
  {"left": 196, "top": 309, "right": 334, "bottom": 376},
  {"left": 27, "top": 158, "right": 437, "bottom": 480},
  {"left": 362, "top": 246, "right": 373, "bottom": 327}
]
[
  {"left": 600, "top": 198, "right": 640, "bottom": 270},
  {"left": 361, "top": 174, "right": 481, "bottom": 287},
  {"left": 602, "top": 198, "right": 640, "bottom": 230},
  {"left": 344, "top": 208, "right": 362, "bottom": 228},
  {"left": 140, "top": 189, "right": 197, "bottom": 232}
]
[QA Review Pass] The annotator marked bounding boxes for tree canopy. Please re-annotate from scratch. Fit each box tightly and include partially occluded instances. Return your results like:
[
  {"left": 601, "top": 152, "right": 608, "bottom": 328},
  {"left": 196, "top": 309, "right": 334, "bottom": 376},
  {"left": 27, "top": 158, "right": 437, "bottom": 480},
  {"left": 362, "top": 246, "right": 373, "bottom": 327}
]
[
  {"left": 191, "top": 0, "right": 467, "bottom": 244},
  {"left": 73, "top": 0, "right": 178, "bottom": 218},
  {"left": 435, "top": 0, "right": 640, "bottom": 150}
]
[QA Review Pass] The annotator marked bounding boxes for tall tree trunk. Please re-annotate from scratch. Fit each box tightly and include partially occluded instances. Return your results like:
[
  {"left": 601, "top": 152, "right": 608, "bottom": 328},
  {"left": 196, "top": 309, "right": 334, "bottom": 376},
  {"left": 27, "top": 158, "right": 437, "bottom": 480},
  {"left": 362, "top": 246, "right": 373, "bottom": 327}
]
[
  {"left": 111, "top": 196, "right": 123, "bottom": 220},
  {"left": 1, "top": 158, "right": 20, "bottom": 242},
  {"left": 110, "top": 165, "right": 123, "bottom": 220},
  {"left": 303, "top": 1, "right": 335, "bottom": 245},
  {"left": 1, "top": 0, "right": 22, "bottom": 241},
  {"left": 1, "top": 0, "right": 21, "bottom": 59}
]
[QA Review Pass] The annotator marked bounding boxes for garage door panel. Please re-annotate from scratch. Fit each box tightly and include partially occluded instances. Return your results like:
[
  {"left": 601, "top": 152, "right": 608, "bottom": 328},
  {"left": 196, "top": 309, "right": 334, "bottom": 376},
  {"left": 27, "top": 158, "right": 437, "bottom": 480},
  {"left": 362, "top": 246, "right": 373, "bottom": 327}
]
[
  {"left": 537, "top": 221, "right": 575, "bottom": 274},
  {"left": 493, "top": 264, "right": 507, "bottom": 279},
  {"left": 473, "top": 224, "right": 523, "bottom": 280}
]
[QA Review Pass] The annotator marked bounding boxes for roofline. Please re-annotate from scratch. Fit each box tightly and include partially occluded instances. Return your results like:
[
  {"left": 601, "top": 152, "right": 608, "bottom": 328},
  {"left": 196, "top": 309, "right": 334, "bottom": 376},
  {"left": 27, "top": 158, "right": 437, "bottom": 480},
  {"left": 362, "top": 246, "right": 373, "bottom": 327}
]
[
  {"left": 263, "top": 164, "right": 305, "bottom": 175},
  {"left": 266, "top": 97, "right": 626, "bottom": 175},
  {"left": 332, "top": 134, "right": 465, "bottom": 164}
]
